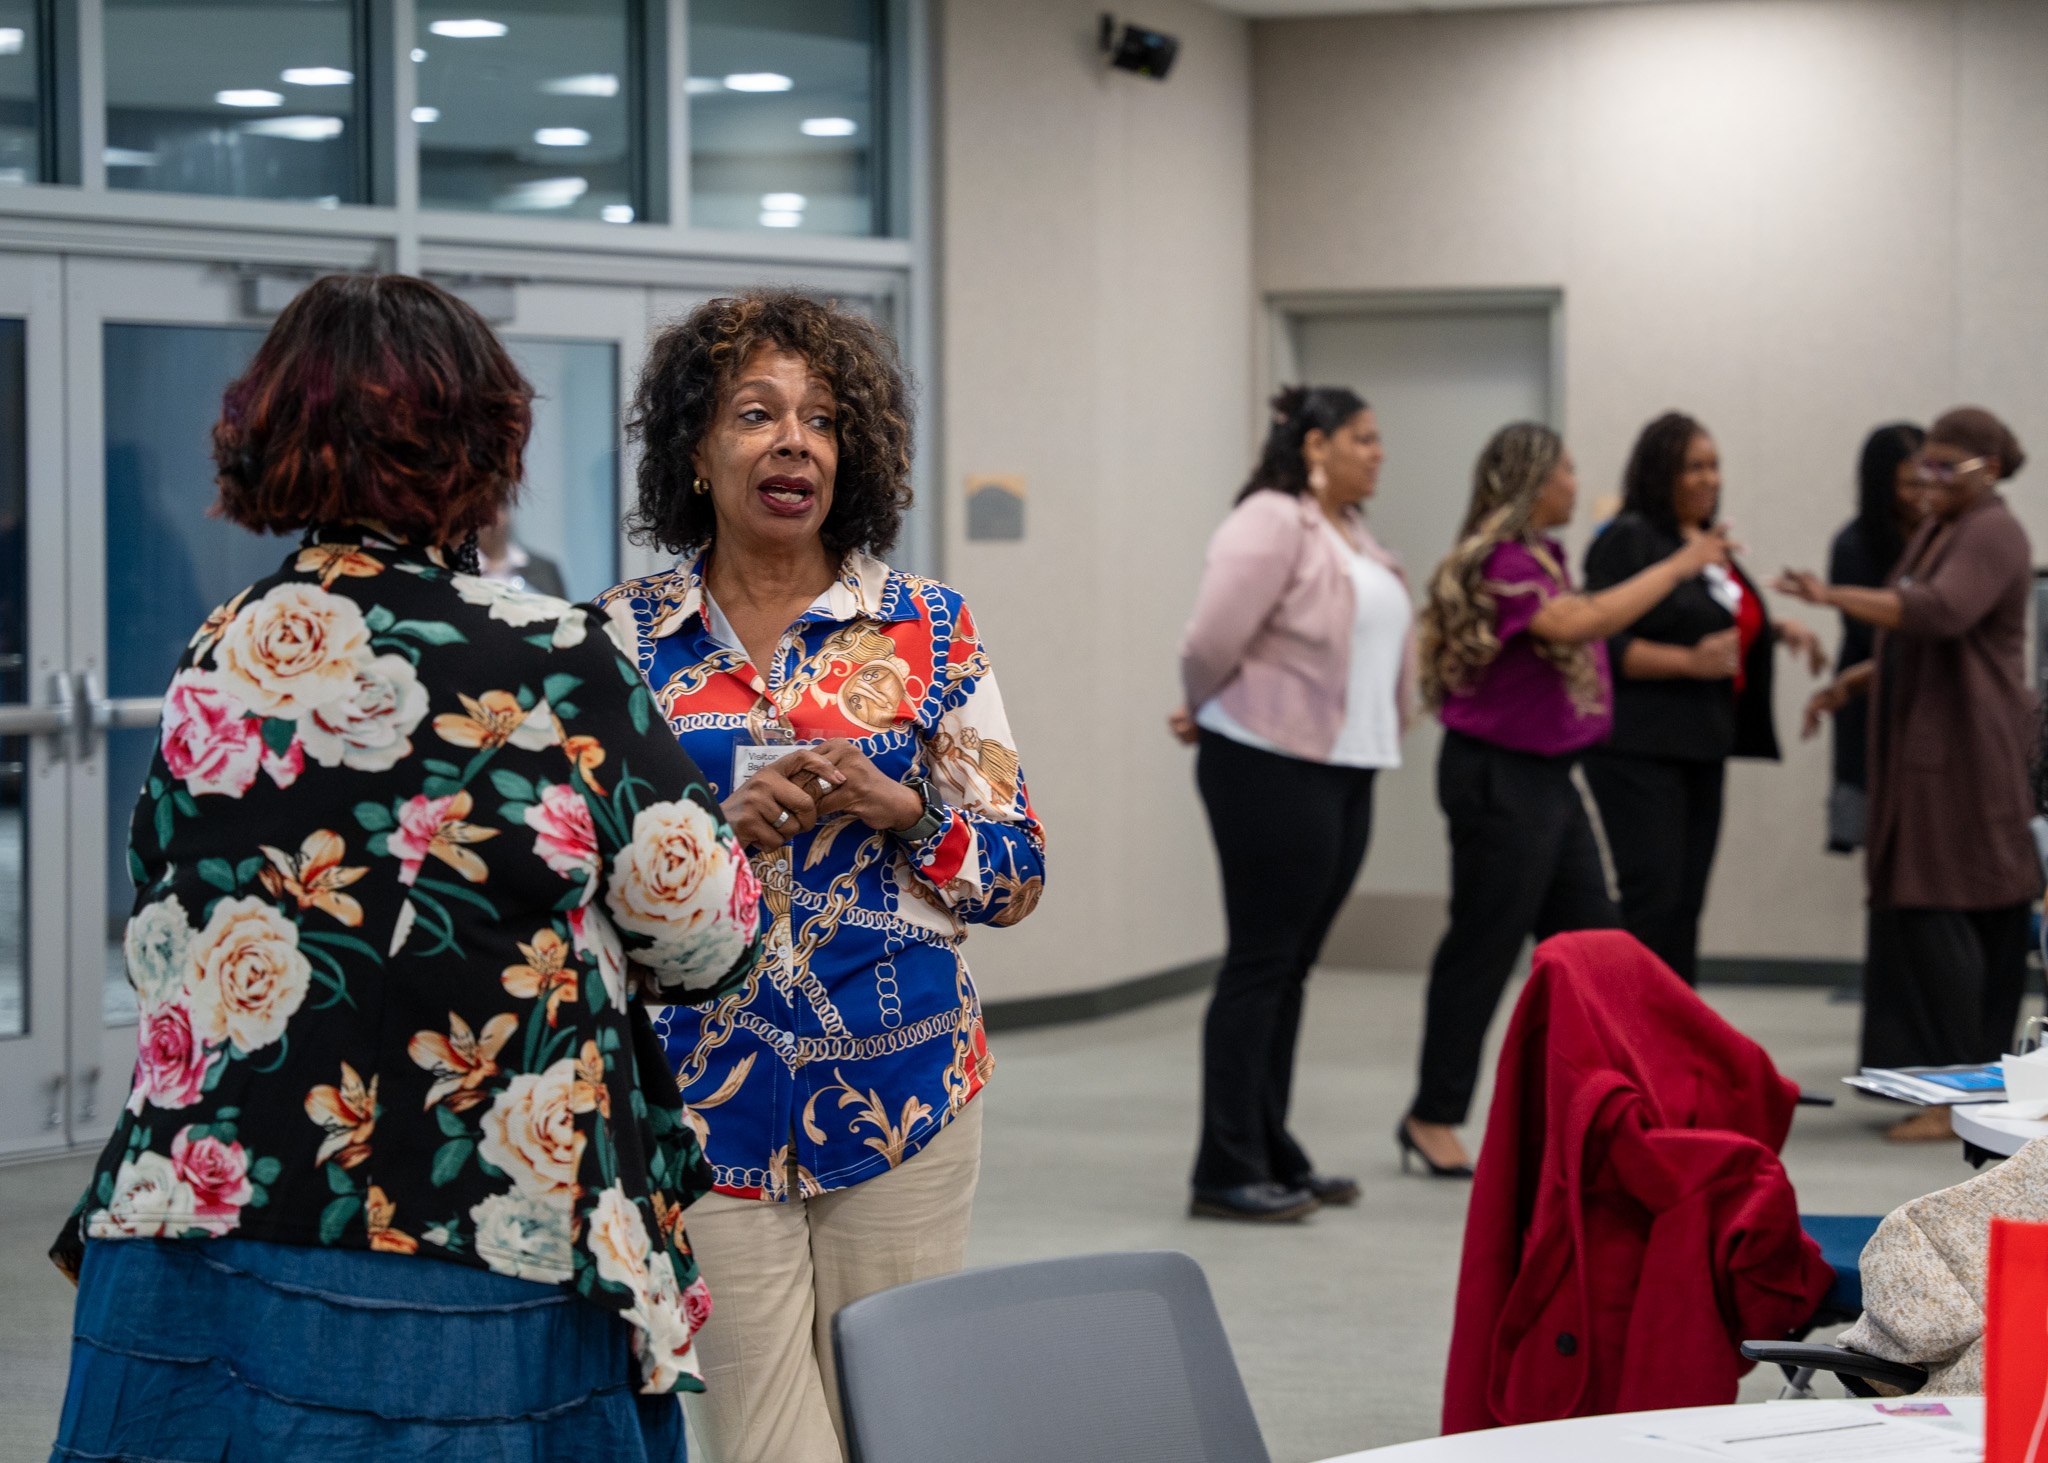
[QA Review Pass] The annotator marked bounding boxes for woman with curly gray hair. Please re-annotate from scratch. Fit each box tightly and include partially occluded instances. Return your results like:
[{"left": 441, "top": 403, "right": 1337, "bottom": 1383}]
[
  {"left": 1400, "top": 422, "right": 1727, "bottom": 1176},
  {"left": 598, "top": 290, "right": 1045, "bottom": 1462}
]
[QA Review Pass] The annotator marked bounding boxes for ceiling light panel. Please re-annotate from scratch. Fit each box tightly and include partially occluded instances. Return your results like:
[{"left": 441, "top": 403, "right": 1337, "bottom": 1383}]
[
  {"left": 723, "top": 72, "right": 793, "bottom": 92},
  {"left": 239, "top": 115, "right": 345, "bottom": 141},
  {"left": 215, "top": 89, "right": 284, "bottom": 108},
  {"left": 428, "top": 19, "right": 509, "bottom": 38},
  {"left": 540, "top": 73, "right": 620, "bottom": 97},
  {"left": 281, "top": 67, "right": 353, "bottom": 86}
]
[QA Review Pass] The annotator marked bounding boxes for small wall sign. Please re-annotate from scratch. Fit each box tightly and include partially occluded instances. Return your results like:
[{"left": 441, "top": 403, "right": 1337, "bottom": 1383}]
[{"left": 964, "top": 475, "right": 1025, "bottom": 542}]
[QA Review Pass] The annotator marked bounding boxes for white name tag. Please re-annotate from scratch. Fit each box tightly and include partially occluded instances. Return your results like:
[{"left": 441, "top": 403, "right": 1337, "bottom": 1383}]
[{"left": 732, "top": 741, "right": 818, "bottom": 790}]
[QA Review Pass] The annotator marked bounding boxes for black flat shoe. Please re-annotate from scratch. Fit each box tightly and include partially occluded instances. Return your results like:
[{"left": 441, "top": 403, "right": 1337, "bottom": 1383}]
[
  {"left": 1189, "top": 1181, "right": 1318, "bottom": 1222},
  {"left": 1296, "top": 1173, "right": 1361, "bottom": 1206},
  {"left": 1396, "top": 1119, "right": 1474, "bottom": 1179}
]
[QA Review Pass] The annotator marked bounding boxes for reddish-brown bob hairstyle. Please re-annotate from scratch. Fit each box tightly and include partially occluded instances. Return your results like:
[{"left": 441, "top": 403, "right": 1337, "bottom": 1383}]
[{"left": 212, "top": 273, "right": 533, "bottom": 540}]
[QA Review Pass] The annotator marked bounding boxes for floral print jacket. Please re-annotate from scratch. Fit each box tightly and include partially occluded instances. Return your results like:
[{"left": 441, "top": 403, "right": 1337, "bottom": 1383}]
[
  {"left": 50, "top": 525, "right": 762, "bottom": 1395},
  {"left": 597, "top": 550, "right": 1044, "bottom": 1201}
]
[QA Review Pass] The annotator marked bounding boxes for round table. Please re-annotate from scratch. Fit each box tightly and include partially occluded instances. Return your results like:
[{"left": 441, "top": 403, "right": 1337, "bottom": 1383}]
[
  {"left": 1314, "top": 1398, "right": 1984, "bottom": 1459},
  {"left": 1951, "top": 1102, "right": 2048, "bottom": 1158}
]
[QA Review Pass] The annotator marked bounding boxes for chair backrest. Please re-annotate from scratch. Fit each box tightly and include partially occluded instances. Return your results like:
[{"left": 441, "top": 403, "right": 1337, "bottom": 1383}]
[{"left": 832, "top": 1249, "right": 1271, "bottom": 1463}]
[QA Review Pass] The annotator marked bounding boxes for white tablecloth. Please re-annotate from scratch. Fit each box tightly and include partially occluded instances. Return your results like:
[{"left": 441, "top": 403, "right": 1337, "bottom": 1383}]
[{"left": 1314, "top": 1397, "right": 1985, "bottom": 1459}]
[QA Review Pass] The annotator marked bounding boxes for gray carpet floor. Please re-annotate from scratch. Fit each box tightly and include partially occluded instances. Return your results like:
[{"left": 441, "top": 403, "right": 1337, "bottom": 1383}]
[{"left": 0, "top": 969, "right": 1996, "bottom": 1462}]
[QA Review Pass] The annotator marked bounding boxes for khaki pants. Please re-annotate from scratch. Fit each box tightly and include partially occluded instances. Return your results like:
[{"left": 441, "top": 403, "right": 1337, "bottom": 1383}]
[{"left": 681, "top": 1099, "right": 983, "bottom": 1463}]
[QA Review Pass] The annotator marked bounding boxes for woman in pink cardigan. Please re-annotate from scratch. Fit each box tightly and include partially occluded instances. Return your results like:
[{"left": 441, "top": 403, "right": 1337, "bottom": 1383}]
[{"left": 1169, "top": 384, "right": 1416, "bottom": 1222}]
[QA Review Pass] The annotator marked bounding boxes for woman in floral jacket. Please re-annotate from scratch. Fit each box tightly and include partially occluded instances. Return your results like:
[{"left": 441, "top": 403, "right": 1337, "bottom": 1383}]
[
  {"left": 48, "top": 274, "right": 759, "bottom": 1463},
  {"left": 599, "top": 290, "right": 1045, "bottom": 1463}
]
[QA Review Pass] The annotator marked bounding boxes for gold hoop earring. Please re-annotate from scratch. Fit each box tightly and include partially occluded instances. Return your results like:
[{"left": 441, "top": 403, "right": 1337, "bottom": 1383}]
[{"left": 692, "top": 476, "right": 711, "bottom": 495}]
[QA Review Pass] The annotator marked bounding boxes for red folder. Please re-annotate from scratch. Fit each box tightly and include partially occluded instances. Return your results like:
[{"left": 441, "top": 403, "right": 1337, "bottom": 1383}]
[{"left": 1987, "top": 1216, "right": 2048, "bottom": 1461}]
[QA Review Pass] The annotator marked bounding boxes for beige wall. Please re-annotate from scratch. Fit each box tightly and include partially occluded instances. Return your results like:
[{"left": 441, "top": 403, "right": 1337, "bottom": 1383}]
[
  {"left": 1254, "top": 0, "right": 2048, "bottom": 960},
  {"left": 938, "top": 0, "right": 1253, "bottom": 999}
]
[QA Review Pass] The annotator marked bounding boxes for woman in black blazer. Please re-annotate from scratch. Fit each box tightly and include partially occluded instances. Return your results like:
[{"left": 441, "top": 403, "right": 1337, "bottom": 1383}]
[{"left": 1581, "top": 413, "right": 1826, "bottom": 982}]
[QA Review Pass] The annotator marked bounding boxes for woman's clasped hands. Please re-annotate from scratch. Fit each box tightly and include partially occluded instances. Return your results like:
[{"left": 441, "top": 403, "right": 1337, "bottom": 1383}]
[{"left": 720, "top": 740, "right": 926, "bottom": 852}]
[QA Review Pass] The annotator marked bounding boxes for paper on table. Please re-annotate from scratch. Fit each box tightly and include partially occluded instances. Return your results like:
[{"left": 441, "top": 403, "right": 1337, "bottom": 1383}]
[{"left": 1634, "top": 1403, "right": 1980, "bottom": 1462}]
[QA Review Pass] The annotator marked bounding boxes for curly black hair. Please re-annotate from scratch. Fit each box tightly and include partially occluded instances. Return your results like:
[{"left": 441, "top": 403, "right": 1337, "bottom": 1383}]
[
  {"left": 1620, "top": 410, "right": 1708, "bottom": 534},
  {"left": 626, "top": 290, "right": 914, "bottom": 558}
]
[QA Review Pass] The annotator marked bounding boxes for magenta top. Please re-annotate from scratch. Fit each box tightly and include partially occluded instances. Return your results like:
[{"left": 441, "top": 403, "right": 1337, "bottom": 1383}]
[{"left": 1437, "top": 538, "right": 1612, "bottom": 757}]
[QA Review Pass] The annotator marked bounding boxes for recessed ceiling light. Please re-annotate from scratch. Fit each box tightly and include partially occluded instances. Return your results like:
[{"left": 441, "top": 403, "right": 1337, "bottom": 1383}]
[
  {"left": 103, "top": 148, "right": 158, "bottom": 168},
  {"left": 723, "top": 72, "right": 792, "bottom": 93},
  {"left": 684, "top": 77, "right": 723, "bottom": 95},
  {"left": 216, "top": 89, "right": 284, "bottom": 108},
  {"left": 601, "top": 204, "right": 635, "bottom": 223},
  {"left": 800, "top": 117, "right": 857, "bottom": 137},
  {"left": 534, "top": 127, "right": 590, "bottom": 147},
  {"left": 540, "top": 73, "right": 619, "bottom": 97},
  {"left": 0, "top": 28, "right": 23, "bottom": 55},
  {"left": 759, "top": 210, "right": 803, "bottom": 228},
  {"left": 429, "top": 19, "right": 508, "bottom": 39},
  {"left": 239, "top": 115, "right": 345, "bottom": 141},
  {"left": 500, "top": 176, "right": 589, "bottom": 210},
  {"left": 410, "top": 47, "right": 427, "bottom": 62},
  {"left": 760, "top": 192, "right": 806, "bottom": 212},
  {"left": 281, "top": 67, "right": 353, "bottom": 86},
  {"left": 411, "top": 106, "right": 440, "bottom": 123}
]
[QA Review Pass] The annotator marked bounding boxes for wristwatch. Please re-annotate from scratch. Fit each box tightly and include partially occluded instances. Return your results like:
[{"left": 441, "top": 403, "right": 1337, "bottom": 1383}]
[{"left": 896, "top": 776, "right": 946, "bottom": 844}]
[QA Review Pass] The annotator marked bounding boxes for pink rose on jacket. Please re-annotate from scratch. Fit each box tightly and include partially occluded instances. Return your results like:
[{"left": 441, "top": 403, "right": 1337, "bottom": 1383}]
[
  {"left": 170, "top": 1124, "right": 252, "bottom": 1234},
  {"left": 524, "top": 783, "right": 598, "bottom": 884},
  {"left": 682, "top": 1275, "right": 713, "bottom": 1332},
  {"left": 160, "top": 670, "right": 262, "bottom": 798},
  {"left": 132, "top": 1000, "right": 212, "bottom": 1112},
  {"left": 726, "top": 849, "right": 761, "bottom": 932}
]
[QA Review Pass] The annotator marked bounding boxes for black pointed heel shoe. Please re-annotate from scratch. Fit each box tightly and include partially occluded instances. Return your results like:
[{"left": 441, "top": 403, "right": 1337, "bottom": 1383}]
[{"left": 1396, "top": 1118, "right": 1474, "bottom": 1179}]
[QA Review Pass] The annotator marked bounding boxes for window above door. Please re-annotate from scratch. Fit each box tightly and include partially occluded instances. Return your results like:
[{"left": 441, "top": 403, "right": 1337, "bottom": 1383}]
[{"left": 0, "top": 0, "right": 919, "bottom": 246}]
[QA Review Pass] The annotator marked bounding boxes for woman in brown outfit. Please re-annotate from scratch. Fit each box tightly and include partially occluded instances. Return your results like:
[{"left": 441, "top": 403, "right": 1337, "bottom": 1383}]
[{"left": 1782, "top": 407, "right": 2039, "bottom": 1140}]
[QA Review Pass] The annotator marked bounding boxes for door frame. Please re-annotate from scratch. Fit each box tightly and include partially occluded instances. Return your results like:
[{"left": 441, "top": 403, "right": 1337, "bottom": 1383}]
[
  {"left": 0, "top": 253, "right": 73, "bottom": 1159},
  {"left": 1263, "top": 288, "right": 1568, "bottom": 445},
  {"left": 491, "top": 282, "right": 657, "bottom": 586},
  {"left": 60, "top": 256, "right": 257, "bottom": 1152}
]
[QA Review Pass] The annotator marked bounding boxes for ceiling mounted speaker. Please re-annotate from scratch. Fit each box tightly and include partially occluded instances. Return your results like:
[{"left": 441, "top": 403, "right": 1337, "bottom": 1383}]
[{"left": 1098, "top": 14, "right": 1179, "bottom": 81}]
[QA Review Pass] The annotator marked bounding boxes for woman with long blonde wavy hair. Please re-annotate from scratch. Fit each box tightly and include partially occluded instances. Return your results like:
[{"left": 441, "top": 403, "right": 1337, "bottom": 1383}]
[{"left": 1398, "top": 422, "right": 1730, "bottom": 1177}]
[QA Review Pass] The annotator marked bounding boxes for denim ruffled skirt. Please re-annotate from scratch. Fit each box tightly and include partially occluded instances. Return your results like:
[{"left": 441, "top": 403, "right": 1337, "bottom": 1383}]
[{"left": 51, "top": 1238, "right": 684, "bottom": 1463}]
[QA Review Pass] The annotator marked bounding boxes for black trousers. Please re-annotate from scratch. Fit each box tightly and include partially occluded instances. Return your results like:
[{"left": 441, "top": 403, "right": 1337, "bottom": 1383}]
[
  {"left": 1860, "top": 903, "right": 2031, "bottom": 1070},
  {"left": 1581, "top": 751, "right": 1726, "bottom": 984},
  {"left": 1410, "top": 731, "right": 1621, "bottom": 1126},
  {"left": 1192, "top": 730, "right": 1377, "bottom": 1190}
]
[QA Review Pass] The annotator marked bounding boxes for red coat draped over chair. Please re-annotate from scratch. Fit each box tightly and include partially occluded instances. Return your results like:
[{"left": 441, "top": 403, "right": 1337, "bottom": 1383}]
[{"left": 1441, "top": 930, "right": 1834, "bottom": 1434}]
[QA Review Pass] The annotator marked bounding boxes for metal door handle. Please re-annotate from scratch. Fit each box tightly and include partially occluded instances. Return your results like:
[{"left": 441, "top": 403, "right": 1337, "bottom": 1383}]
[
  {"left": 72, "top": 672, "right": 160, "bottom": 761},
  {"left": 0, "top": 672, "right": 159, "bottom": 756},
  {"left": 44, "top": 1074, "right": 64, "bottom": 1130},
  {"left": 0, "top": 673, "right": 76, "bottom": 756}
]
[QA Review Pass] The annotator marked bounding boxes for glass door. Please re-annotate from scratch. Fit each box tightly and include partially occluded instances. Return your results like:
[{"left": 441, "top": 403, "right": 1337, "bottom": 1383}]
[
  {"left": 62, "top": 256, "right": 272, "bottom": 1152},
  {"left": 487, "top": 282, "right": 656, "bottom": 587},
  {"left": 0, "top": 254, "right": 72, "bottom": 1158}
]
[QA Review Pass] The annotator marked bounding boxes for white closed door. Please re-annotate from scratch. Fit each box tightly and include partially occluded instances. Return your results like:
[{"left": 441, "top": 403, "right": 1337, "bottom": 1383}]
[{"left": 1285, "top": 301, "right": 1556, "bottom": 909}]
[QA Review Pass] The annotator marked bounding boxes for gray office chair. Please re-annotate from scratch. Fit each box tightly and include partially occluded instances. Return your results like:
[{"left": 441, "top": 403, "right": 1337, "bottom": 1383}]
[{"left": 831, "top": 1249, "right": 1271, "bottom": 1463}]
